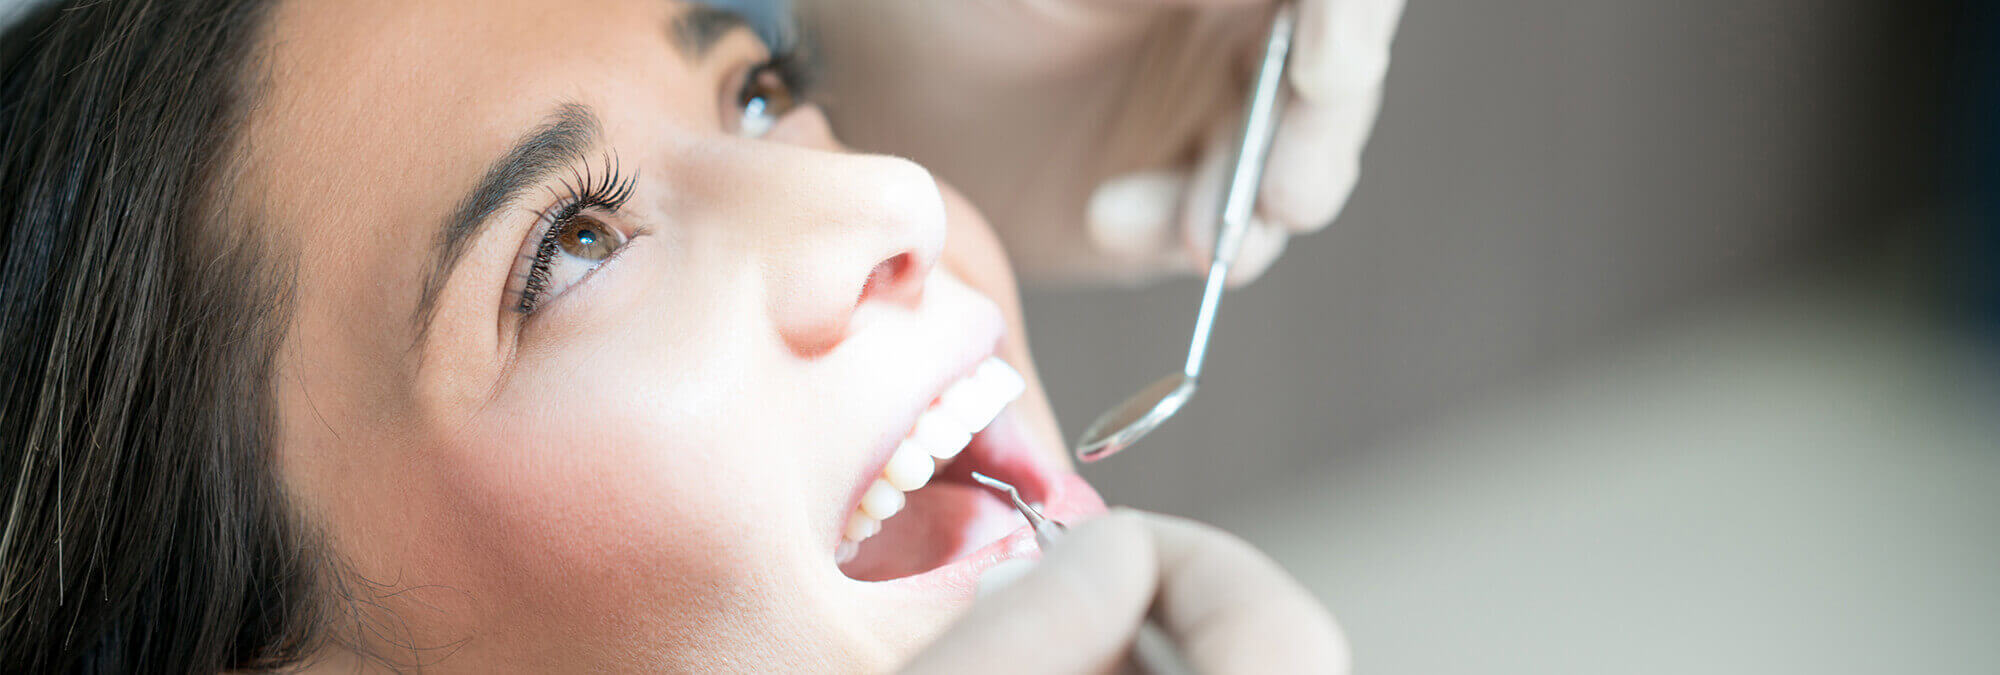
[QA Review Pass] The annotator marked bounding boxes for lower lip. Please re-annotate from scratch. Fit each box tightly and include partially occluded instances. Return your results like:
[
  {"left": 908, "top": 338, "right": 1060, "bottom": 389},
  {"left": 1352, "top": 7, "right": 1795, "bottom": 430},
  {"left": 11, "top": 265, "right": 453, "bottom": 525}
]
[{"left": 856, "top": 472, "right": 1106, "bottom": 596}]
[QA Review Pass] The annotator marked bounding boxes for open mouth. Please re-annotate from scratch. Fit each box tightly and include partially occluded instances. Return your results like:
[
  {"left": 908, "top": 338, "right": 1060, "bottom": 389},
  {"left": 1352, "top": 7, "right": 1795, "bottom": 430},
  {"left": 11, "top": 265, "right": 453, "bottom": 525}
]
[{"left": 836, "top": 357, "right": 1055, "bottom": 582}]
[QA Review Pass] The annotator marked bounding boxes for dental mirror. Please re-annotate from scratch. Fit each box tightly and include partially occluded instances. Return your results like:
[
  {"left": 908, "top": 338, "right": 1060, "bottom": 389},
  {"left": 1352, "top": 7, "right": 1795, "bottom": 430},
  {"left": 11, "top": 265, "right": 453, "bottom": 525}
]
[{"left": 1076, "top": 3, "right": 1296, "bottom": 463}]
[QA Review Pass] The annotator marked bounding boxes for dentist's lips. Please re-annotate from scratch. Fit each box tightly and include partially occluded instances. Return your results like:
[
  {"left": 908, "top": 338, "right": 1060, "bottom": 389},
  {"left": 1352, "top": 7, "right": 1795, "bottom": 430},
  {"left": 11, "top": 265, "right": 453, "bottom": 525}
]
[{"left": 839, "top": 407, "right": 1105, "bottom": 583}]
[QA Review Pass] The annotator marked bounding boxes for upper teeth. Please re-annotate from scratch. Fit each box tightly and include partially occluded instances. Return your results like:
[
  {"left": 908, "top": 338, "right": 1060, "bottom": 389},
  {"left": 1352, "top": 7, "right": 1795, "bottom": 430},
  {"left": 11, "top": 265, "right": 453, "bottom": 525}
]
[{"left": 837, "top": 356, "right": 1027, "bottom": 563}]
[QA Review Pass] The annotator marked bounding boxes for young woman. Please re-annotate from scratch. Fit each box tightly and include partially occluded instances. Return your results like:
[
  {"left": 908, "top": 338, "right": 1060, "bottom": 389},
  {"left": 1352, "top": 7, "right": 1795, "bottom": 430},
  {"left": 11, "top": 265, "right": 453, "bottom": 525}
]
[{"left": 0, "top": 0, "right": 1394, "bottom": 671}]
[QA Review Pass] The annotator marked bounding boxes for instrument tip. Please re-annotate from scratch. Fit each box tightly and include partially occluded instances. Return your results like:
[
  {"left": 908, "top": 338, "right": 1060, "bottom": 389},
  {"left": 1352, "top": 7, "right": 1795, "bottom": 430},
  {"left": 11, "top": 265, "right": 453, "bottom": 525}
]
[{"left": 968, "top": 471, "right": 1012, "bottom": 493}]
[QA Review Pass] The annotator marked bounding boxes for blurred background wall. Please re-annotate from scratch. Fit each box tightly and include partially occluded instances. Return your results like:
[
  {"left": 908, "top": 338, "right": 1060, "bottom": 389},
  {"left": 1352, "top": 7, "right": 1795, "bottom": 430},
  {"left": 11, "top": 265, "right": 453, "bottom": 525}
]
[{"left": 1022, "top": 1, "right": 1998, "bottom": 672}]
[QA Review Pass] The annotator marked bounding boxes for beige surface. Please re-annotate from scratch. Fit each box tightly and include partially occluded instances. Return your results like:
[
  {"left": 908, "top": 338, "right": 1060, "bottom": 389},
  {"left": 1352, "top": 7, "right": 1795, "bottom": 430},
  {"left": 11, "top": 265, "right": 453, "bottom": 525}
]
[{"left": 1206, "top": 279, "right": 1999, "bottom": 673}]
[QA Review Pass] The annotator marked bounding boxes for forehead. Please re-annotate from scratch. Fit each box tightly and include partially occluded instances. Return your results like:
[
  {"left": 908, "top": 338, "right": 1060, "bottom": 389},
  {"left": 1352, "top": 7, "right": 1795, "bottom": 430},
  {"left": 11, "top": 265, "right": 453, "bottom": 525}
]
[{"left": 248, "top": 0, "right": 696, "bottom": 234}]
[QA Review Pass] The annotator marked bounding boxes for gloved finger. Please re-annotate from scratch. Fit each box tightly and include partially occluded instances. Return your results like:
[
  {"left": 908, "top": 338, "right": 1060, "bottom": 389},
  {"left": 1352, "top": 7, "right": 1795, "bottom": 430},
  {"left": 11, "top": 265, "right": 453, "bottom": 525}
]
[
  {"left": 901, "top": 511, "right": 1158, "bottom": 675},
  {"left": 1086, "top": 169, "right": 1201, "bottom": 281},
  {"left": 1259, "top": 83, "right": 1381, "bottom": 234},
  {"left": 1142, "top": 512, "right": 1351, "bottom": 674},
  {"left": 1084, "top": 106, "right": 1234, "bottom": 283},
  {"left": 908, "top": 510, "right": 1347, "bottom": 674},
  {"left": 1292, "top": 0, "right": 1405, "bottom": 106},
  {"left": 1168, "top": 114, "right": 1296, "bottom": 289},
  {"left": 1178, "top": 110, "right": 1240, "bottom": 269},
  {"left": 1265, "top": 0, "right": 1400, "bottom": 234},
  {"left": 1226, "top": 216, "right": 1290, "bottom": 287},
  {"left": 1180, "top": 112, "right": 1294, "bottom": 288}
]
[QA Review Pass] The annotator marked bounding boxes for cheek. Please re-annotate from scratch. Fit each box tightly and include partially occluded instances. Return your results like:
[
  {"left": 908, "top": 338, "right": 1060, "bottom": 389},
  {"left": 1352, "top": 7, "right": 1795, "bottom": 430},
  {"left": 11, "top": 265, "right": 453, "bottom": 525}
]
[
  {"left": 434, "top": 337, "right": 814, "bottom": 624},
  {"left": 938, "top": 183, "right": 1019, "bottom": 314}
]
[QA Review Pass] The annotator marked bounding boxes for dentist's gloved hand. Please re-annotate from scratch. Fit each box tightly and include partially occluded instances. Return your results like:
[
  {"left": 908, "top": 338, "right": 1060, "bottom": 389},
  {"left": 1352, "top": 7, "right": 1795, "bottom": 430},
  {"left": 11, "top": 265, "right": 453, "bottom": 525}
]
[
  {"left": 902, "top": 509, "right": 1348, "bottom": 674},
  {"left": 799, "top": 0, "right": 1405, "bottom": 286}
]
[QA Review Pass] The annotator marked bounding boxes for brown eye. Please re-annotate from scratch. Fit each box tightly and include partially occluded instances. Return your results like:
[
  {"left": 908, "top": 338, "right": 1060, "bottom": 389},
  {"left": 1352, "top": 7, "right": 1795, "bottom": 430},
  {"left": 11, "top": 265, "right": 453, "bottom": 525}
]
[
  {"left": 737, "top": 64, "right": 797, "bottom": 137},
  {"left": 556, "top": 215, "right": 619, "bottom": 261}
]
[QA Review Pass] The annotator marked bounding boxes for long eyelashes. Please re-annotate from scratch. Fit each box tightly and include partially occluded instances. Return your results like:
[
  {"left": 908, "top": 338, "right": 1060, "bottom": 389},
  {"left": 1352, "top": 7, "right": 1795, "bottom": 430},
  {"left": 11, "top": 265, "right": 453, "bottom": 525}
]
[
  {"left": 508, "top": 48, "right": 807, "bottom": 317},
  {"left": 516, "top": 154, "right": 638, "bottom": 314}
]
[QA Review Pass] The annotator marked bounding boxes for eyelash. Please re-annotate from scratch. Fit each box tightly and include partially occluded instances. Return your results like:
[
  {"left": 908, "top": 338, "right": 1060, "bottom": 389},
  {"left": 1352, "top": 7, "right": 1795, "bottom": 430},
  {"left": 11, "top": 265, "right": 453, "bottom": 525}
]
[
  {"left": 512, "top": 49, "right": 813, "bottom": 315},
  {"left": 754, "top": 46, "right": 816, "bottom": 100},
  {"left": 516, "top": 156, "right": 638, "bottom": 314}
]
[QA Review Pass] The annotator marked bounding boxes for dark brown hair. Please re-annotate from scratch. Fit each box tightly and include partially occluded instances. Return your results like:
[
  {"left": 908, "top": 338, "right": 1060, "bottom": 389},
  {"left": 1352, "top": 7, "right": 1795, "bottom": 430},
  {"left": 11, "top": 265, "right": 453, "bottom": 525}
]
[{"left": 0, "top": 0, "right": 331, "bottom": 671}]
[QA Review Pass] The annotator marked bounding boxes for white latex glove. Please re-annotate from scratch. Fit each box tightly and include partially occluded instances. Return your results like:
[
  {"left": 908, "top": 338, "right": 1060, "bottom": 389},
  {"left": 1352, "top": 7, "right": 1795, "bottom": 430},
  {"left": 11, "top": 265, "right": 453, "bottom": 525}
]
[
  {"left": 1085, "top": 0, "right": 1405, "bottom": 286},
  {"left": 800, "top": 0, "right": 1406, "bottom": 286},
  {"left": 902, "top": 509, "right": 1348, "bottom": 674}
]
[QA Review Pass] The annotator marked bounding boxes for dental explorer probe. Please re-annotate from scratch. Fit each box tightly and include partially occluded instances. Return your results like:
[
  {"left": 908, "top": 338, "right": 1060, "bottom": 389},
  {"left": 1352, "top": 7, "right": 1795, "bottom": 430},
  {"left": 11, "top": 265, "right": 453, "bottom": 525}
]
[
  {"left": 968, "top": 473, "right": 1193, "bottom": 675},
  {"left": 1076, "top": 1, "right": 1298, "bottom": 463},
  {"left": 969, "top": 471, "right": 1066, "bottom": 547}
]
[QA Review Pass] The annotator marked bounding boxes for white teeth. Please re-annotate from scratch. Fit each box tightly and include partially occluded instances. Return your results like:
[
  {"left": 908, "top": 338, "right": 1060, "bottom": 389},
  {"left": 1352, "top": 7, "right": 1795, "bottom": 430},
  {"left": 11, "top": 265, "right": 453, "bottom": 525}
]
[
  {"left": 882, "top": 440, "right": 935, "bottom": 491},
  {"left": 859, "top": 479, "right": 906, "bottom": 521},
  {"left": 977, "top": 358, "right": 1028, "bottom": 406},
  {"left": 938, "top": 358, "right": 1027, "bottom": 432},
  {"left": 935, "top": 384, "right": 994, "bottom": 432},
  {"left": 838, "top": 357, "right": 1031, "bottom": 560},
  {"left": 911, "top": 415, "right": 972, "bottom": 460},
  {"left": 845, "top": 512, "right": 882, "bottom": 541}
]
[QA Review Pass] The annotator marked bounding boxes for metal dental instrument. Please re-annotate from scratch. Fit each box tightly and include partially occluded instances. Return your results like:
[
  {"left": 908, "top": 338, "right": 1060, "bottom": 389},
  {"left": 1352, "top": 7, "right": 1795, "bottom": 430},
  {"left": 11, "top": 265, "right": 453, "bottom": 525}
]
[
  {"left": 968, "top": 472, "right": 1193, "bottom": 675},
  {"left": 969, "top": 471, "right": 1066, "bottom": 548},
  {"left": 1076, "top": 2, "right": 1298, "bottom": 463}
]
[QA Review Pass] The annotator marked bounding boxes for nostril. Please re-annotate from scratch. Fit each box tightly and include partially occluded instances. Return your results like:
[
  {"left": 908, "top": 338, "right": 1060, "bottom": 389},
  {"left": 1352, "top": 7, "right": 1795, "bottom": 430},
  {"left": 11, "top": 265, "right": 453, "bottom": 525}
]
[{"left": 860, "top": 252, "right": 914, "bottom": 304}]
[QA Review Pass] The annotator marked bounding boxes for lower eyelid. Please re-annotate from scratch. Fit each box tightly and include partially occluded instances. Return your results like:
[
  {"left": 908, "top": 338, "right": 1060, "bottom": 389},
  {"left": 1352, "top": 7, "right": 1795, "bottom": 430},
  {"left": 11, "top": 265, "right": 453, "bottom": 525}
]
[
  {"left": 512, "top": 230, "right": 648, "bottom": 320},
  {"left": 511, "top": 208, "right": 631, "bottom": 308}
]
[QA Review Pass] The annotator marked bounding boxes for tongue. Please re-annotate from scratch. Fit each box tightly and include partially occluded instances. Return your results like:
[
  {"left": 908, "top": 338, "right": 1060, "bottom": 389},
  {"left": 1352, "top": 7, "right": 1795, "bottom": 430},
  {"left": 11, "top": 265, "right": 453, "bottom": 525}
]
[{"left": 840, "top": 481, "right": 1023, "bottom": 581}]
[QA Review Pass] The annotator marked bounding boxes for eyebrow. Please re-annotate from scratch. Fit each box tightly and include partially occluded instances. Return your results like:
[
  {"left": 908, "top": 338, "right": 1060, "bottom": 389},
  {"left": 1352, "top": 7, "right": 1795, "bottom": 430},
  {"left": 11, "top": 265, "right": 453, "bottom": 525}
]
[
  {"left": 411, "top": 7, "right": 763, "bottom": 350},
  {"left": 411, "top": 102, "right": 603, "bottom": 348},
  {"left": 673, "top": 5, "right": 755, "bottom": 60}
]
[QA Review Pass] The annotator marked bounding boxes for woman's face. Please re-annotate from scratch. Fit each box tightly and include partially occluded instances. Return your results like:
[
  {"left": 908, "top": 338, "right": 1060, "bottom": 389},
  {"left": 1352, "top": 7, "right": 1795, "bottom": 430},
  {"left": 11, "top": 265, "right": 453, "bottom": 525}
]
[{"left": 250, "top": 0, "right": 1104, "bottom": 670}]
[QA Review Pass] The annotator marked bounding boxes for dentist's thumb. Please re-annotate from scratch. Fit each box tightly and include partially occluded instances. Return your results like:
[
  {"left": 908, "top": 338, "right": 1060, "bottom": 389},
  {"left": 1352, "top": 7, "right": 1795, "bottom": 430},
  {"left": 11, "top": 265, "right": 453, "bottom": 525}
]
[{"left": 902, "top": 508, "right": 1349, "bottom": 674}]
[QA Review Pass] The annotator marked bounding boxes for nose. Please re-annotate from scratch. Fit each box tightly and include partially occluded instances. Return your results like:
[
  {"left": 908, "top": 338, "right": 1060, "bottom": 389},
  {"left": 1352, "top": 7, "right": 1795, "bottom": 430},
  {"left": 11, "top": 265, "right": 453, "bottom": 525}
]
[{"left": 730, "top": 108, "right": 947, "bottom": 356}]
